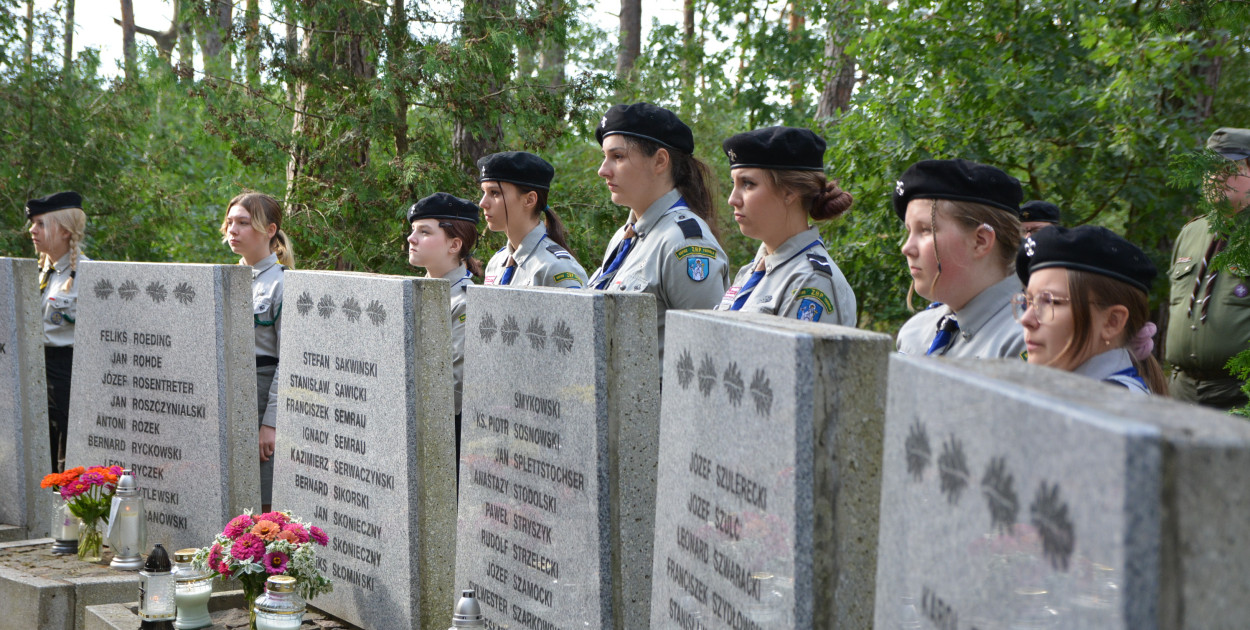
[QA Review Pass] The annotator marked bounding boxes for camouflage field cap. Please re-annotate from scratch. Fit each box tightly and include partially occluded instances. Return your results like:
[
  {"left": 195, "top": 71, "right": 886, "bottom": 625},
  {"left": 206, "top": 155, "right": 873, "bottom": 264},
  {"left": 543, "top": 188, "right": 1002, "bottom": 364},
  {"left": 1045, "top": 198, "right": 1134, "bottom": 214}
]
[{"left": 1207, "top": 127, "right": 1250, "bottom": 161}]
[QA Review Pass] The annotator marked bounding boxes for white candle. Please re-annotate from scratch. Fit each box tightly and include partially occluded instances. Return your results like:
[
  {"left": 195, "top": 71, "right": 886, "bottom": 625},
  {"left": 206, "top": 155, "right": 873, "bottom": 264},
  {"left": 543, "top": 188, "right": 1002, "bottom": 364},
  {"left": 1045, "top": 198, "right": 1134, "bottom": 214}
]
[
  {"left": 61, "top": 513, "right": 80, "bottom": 539},
  {"left": 173, "top": 580, "right": 214, "bottom": 629},
  {"left": 111, "top": 508, "right": 143, "bottom": 555},
  {"left": 255, "top": 613, "right": 303, "bottom": 630}
]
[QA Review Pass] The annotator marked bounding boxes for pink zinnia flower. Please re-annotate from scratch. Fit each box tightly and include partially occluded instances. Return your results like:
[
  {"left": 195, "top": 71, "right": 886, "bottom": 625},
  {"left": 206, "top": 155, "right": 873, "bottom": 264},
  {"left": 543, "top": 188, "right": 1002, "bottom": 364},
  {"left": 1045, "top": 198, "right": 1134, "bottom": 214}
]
[
  {"left": 309, "top": 525, "right": 328, "bottom": 546},
  {"left": 223, "top": 514, "right": 254, "bottom": 538},
  {"left": 258, "top": 511, "right": 289, "bottom": 525},
  {"left": 79, "top": 471, "right": 105, "bottom": 486},
  {"left": 262, "top": 550, "right": 289, "bottom": 575},
  {"left": 230, "top": 533, "right": 267, "bottom": 562},
  {"left": 207, "top": 544, "right": 224, "bottom": 572},
  {"left": 280, "top": 522, "right": 309, "bottom": 544},
  {"left": 60, "top": 479, "right": 89, "bottom": 499}
]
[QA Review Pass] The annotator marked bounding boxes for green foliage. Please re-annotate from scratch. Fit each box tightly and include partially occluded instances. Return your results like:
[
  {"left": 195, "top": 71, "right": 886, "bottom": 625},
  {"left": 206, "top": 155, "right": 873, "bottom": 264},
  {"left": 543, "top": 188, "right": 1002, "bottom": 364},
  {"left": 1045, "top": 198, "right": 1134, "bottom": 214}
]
[{"left": 2, "top": 0, "right": 1249, "bottom": 345}]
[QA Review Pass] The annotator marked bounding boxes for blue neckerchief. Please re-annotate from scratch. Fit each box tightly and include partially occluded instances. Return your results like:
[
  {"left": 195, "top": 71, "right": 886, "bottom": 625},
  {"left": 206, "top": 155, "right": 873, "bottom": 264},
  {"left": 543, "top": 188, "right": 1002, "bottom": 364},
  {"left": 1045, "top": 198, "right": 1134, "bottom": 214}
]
[
  {"left": 730, "top": 240, "right": 822, "bottom": 311},
  {"left": 594, "top": 197, "right": 687, "bottom": 290}
]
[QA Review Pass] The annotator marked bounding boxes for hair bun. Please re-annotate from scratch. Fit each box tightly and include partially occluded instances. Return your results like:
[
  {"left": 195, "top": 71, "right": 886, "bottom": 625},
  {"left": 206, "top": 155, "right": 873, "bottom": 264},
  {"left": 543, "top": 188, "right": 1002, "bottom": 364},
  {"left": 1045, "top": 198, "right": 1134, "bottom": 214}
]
[{"left": 811, "top": 182, "right": 853, "bottom": 220}]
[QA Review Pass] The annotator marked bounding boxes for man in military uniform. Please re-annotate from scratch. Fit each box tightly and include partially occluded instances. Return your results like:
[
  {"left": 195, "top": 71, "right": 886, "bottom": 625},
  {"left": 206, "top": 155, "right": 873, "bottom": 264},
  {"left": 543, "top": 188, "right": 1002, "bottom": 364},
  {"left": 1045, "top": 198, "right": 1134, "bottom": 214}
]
[
  {"left": 1019, "top": 200, "right": 1061, "bottom": 237},
  {"left": 1165, "top": 127, "right": 1250, "bottom": 409}
]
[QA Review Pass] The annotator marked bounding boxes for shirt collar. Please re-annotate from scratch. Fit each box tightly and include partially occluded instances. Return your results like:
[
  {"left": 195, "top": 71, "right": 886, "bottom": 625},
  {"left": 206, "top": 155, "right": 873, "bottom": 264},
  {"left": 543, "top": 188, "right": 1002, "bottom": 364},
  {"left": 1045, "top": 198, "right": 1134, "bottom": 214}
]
[
  {"left": 439, "top": 263, "right": 471, "bottom": 286},
  {"left": 250, "top": 253, "right": 279, "bottom": 278},
  {"left": 50, "top": 252, "right": 73, "bottom": 272},
  {"left": 758, "top": 226, "right": 821, "bottom": 272},
  {"left": 510, "top": 223, "right": 549, "bottom": 265},
  {"left": 951, "top": 274, "right": 1021, "bottom": 337},
  {"left": 633, "top": 189, "right": 683, "bottom": 237},
  {"left": 1073, "top": 347, "right": 1135, "bottom": 381}
]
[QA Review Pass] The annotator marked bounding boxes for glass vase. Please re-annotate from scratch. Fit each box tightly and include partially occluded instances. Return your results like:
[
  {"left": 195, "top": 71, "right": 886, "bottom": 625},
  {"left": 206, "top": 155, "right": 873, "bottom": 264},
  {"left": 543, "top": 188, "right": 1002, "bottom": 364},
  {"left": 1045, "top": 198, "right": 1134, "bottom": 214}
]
[
  {"left": 77, "top": 517, "right": 104, "bottom": 562},
  {"left": 242, "top": 578, "right": 265, "bottom": 630}
]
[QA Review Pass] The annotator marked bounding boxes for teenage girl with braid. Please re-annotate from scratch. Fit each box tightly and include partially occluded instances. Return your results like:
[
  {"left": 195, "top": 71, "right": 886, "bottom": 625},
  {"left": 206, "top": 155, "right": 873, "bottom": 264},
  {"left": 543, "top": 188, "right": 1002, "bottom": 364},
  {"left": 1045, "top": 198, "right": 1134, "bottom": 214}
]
[{"left": 27, "top": 191, "right": 89, "bottom": 473}]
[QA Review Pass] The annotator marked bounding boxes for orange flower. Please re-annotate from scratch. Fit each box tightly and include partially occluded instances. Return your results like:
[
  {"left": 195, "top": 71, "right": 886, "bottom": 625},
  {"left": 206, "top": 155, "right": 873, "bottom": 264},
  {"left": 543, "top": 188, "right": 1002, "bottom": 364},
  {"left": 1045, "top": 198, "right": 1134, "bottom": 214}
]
[
  {"left": 276, "top": 530, "right": 300, "bottom": 544},
  {"left": 251, "top": 520, "right": 281, "bottom": 541}
]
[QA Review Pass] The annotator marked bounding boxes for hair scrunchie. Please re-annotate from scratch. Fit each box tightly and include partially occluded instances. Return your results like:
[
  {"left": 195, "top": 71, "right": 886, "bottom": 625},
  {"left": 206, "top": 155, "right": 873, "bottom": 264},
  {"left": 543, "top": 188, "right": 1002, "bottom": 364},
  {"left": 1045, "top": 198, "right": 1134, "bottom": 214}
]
[{"left": 1130, "top": 321, "right": 1157, "bottom": 361}]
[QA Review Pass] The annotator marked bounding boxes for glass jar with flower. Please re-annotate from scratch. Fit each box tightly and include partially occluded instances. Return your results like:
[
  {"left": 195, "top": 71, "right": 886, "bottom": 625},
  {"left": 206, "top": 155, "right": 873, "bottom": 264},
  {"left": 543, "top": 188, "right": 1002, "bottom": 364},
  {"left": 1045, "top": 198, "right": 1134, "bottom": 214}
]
[
  {"left": 41, "top": 465, "right": 122, "bottom": 562},
  {"left": 193, "top": 510, "right": 332, "bottom": 630}
]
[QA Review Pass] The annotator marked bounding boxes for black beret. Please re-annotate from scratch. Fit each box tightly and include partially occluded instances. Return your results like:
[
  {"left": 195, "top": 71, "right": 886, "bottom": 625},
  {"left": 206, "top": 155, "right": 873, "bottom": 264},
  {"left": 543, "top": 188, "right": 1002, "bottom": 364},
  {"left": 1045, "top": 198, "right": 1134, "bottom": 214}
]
[
  {"left": 407, "top": 193, "right": 479, "bottom": 225},
  {"left": 892, "top": 159, "right": 1022, "bottom": 221},
  {"left": 1207, "top": 127, "right": 1250, "bottom": 161},
  {"left": 722, "top": 126, "right": 826, "bottom": 171},
  {"left": 26, "top": 191, "right": 83, "bottom": 219},
  {"left": 1020, "top": 200, "right": 1061, "bottom": 224},
  {"left": 1016, "top": 225, "right": 1156, "bottom": 293},
  {"left": 476, "top": 151, "right": 554, "bottom": 190},
  {"left": 595, "top": 102, "right": 695, "bottom": 155}
]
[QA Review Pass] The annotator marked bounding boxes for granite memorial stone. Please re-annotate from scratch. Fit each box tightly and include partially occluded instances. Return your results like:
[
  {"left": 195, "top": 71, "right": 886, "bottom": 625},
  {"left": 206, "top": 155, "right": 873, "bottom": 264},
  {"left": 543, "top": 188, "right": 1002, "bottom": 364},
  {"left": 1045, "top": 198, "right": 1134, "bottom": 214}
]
[
  {"left": 876, "top": 356, "right": 1250, "bottom": 630},
  {"left": 64, "top": 261, "right": 258, "bottom": 550},
  {"left": 272, "top": 271, "right": 456, "bottom": 630},
  {"left": 454, "top": 286, "right": 659, "bottom": 630},
  {"left": 650, "top": 310, "right": 890, "bottom": 629},
  {"left": 0, "top": 257, "right": 53, "bottom": 539}
]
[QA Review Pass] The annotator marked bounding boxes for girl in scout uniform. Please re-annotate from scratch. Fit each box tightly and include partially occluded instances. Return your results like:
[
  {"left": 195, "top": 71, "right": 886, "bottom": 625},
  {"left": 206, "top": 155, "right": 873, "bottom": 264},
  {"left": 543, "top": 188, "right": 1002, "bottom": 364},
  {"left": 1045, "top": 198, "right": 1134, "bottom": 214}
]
[
  {"left": 221, "top": 192, "right": 292, "bottom": 512},
  {"left": 894, "top": 159, "right": 1026, "bottom": 358},
  {"left": 588, "top": 102, "right": 730, "bottom": 360},
  {"left": 406, "top": 192, "right": 481, "bottom": 466},
  {"left": 713, "top": 126, "right": 856, "bottom": 325},
  {"left": 26, "top": 191, "right": 90, "bottom": 472},
  {"left": 1014, "top": 225, "right": 1166, "bottom": 394},
  {"left": 477, "top": 151, "right": 586, "bottom": 289}
]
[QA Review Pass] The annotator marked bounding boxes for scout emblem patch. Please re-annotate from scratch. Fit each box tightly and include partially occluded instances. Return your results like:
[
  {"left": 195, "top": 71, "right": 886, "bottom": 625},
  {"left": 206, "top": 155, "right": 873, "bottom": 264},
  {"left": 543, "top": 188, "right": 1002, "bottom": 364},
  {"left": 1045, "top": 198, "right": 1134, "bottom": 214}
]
[
  {"left": 796, "top": 299, "right": 822, "bottom": 322},
  {"left": 50, "top": 311, "right": 64, "bottom": 325},
  {"left": 688, "top": 257, "right": 710, "bottom": 282},
  {"left": 1235, "top": 284, "right": 1249, "bottom": 298},
  {"left": 794, "top": 288, "right": 834, "bottom": 322}
]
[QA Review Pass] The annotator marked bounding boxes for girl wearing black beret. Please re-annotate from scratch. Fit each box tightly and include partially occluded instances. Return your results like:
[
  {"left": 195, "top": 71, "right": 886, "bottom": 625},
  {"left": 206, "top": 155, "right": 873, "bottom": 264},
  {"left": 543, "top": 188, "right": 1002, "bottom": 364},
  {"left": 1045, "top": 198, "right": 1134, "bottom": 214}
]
[
  {"left": 1014, "top": 225, "right": 1165, "bottom": 394},
  {"left": 894, "top": 159, "right": 1027, "bottom": 359},
  {"left": 476, "top": 151, "right": 586, "bottom": 289},
  {"left": 26, "top": 191, "right": 90, "bottom": 472},
  {"left": 588, "top": 102, "right": 729, "bottom": 360},
  {"left": 713, "top": 126, "right": 856, "bottom": 325},
  {"left": 222, "top": 192, "right": 293, "bottom": 511},
  {"left": 406, "top": 192, "right": 482, "bottom": 466}
]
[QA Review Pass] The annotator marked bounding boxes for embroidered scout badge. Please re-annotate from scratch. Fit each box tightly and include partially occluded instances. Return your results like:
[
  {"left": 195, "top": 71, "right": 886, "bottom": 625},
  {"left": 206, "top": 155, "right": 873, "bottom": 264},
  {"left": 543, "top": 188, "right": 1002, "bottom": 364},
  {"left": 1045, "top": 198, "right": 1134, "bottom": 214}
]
[{"left": 688, "top": 257, "right": 709, "bottom": 282}]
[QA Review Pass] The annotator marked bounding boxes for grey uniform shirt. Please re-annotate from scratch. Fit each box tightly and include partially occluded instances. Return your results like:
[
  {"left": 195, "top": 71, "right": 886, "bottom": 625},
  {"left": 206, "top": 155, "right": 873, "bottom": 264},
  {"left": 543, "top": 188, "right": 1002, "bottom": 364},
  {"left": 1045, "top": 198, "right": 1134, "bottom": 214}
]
[
  {"left": 483, "top": 223, "right": 586, "bottom": 289},
  {"left": 41, "top": 251, "right": 90, "bottom": 347},
  {"left": 713, "top": 227, "right": 856, "bottom": 326},
  {"left": 252, "top": 253, "right": 284, "bottom": 427},
  {"left": 441, "top": 264, "right": 473, "bottom": 416},
  {"left": 586, "top": 189, "right": 730, "bottom": 360},
  {"left": 1074, "top": 348, "right": 1149, "bottom": 394},
  {"left": 895, "top": 274, "right": 1025, "bottom": 359}
]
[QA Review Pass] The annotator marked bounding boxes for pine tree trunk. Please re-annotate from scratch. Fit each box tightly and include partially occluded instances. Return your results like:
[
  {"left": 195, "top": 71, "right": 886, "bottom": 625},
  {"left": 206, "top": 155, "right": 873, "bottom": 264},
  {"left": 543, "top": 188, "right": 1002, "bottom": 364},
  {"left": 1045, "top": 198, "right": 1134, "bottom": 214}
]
[
  {"left": 245, "top": 0, "right": 261, "bottom": 87},
  {"left": 120, "top": 0, "right": 137, "bottom": 80},
  {"left": 23, "top": 0, "right": 32, "bottom": 69},
  {"left": 538, "top": 0, "right": 565, "bottom": 88},
  {"left": 198, "top": 0, "right": 233, "bottom": 77},
  {"left": 388, "top": 0, "right": 409, "bottom": 155},
  {"left": 616, "top": 0, "right": 641, "bottom": 81},
  {"left": 177, "top": 0, "right": 194, "bottom": 79},
  {"left": 815, "top": 3, "right": 857, "bottom": 119},
  {"left": 63, "top": 0, "right": 75, "bottom": 70},
  {"left": 454, "top": 0, "right": 512, "bottom": 170}
]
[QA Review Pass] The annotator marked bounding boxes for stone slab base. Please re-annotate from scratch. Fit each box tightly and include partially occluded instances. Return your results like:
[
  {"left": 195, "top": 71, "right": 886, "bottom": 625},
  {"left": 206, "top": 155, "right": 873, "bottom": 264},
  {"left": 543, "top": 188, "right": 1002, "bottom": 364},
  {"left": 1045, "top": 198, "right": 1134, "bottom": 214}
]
[{"left": 85, "top": 590, "right": 362, "bottom": 630}]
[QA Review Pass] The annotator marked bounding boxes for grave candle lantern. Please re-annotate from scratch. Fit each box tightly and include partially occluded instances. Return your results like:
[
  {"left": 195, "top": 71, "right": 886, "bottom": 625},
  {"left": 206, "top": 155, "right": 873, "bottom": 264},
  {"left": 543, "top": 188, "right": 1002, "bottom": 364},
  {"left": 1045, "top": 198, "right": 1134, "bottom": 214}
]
[
  {"left": 108, "top": 469, "right": 147, "bottom": 570},
  {"left": 172, "top": 548, "right": 213, "bottom": 629},
  {"left": 447, "top": 589, "right": 485, "bottom": 628},
  {"left": 139, "top": 543, "right": 176, "bottom": 629},
  {"left": 254, "top": 575, "right": 306, "bottom": 630},
  {"left": 49, "top": 489, "right": 80, "bottom": 555}
]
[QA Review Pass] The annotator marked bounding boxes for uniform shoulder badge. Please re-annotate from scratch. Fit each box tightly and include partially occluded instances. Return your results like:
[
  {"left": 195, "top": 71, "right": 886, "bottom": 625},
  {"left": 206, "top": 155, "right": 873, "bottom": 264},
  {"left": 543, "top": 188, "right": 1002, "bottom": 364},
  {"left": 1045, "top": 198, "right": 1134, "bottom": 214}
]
[
  {"left": 794, "top": 287, "right": 834, "bottom": 312},
  {"left": 545, "top": 244, "right": 572, "bottom": 260},
  {"left": 796, "top": 299, "right": 823, "bottom": 322},
  {"left": 687, "top": 257, "right": 710, "bottom": 282},
  {"left": 676, "top": 217, "right": 703, "bottom": 240},
  {"left": 806, "top": 253, "right": 832, "bottom": 275},
  {"left": 675, "top": 245, "right": 717, "bottom": 260},
  {"left": 553, "top": 271, "right": 579, "bottom": 284}
]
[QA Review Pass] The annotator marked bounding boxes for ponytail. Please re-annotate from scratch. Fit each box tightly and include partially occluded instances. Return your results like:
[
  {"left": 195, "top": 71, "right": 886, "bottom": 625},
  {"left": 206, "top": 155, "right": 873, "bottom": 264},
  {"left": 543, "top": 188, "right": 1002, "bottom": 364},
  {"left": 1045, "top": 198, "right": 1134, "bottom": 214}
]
[
  {"left": 273, "top": 230, "right": 296, "bottom": 268},
  {"left": 514, "top": 186, "right": 576, "bottom": 258}
]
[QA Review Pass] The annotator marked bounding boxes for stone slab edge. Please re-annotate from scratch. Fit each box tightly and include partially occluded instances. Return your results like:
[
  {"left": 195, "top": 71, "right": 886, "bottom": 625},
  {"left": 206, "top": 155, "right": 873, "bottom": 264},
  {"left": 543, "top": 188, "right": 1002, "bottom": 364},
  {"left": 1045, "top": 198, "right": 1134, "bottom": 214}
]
[
  {"left": 12, "top": 258, "right": 53, "bottom": 538},
  {"left": 218, "top": 264, "right": 262, "bottom": 517},
  {"left": 604, "top": 292, "right": 658, "bottom": 629},
  {"left": 406, "top": 276, "right": 457, "bottom": 630},
  {"left": 946, "top": 358, "right": 1250, "bottom": 630}
]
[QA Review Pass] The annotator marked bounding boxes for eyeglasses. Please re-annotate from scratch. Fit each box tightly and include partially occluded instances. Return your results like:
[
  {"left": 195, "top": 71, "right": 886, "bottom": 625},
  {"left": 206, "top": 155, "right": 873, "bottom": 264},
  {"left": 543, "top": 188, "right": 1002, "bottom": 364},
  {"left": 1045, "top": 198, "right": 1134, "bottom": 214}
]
[{"left": 1011, "top": 291, "right": 1071, "bottom": 322}]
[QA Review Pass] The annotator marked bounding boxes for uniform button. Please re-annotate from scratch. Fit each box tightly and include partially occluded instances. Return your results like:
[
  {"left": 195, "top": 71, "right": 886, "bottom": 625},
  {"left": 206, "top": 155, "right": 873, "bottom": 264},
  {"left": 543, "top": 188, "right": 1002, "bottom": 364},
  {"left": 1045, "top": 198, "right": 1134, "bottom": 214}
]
[{"left": 1191, "top": 325, "right": 1197, "bottom": 330}]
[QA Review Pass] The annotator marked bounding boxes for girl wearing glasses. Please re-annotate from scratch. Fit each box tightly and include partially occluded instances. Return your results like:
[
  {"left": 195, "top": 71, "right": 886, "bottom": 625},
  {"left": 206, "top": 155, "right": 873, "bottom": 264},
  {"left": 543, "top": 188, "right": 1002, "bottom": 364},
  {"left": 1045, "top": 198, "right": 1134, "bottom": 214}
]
[
  {"left": 1013, "top": 225, "right": 1165, "bottom": 393},
  {"left": 894, "top": 159, "right": 1026, "bottom": 358}
]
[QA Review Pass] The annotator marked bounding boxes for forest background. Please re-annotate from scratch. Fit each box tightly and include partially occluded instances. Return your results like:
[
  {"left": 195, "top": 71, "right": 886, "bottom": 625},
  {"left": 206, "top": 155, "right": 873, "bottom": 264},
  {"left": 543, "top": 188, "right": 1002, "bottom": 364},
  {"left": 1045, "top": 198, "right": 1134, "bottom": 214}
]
[{"left": 1, "top": 0, "right": 1248, "bottom": 342}]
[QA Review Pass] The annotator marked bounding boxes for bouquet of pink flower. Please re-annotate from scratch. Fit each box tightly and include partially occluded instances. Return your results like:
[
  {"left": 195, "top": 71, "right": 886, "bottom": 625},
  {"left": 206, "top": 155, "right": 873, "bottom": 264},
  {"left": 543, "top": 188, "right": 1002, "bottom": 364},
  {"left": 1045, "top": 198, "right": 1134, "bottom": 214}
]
[
  {"left": 193, "top": 510, "right": 332, "bottom": 605},
  {"left": 41, "top": 465, "right": 123, "bottom": 561}
]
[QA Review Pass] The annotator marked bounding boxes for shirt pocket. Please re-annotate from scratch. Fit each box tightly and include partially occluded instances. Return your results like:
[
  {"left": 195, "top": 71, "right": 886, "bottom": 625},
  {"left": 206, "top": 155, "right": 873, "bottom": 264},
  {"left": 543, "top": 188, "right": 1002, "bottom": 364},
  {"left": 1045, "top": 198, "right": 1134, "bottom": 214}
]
[
  {"left": 1169, "top": 261, "right": 1197, "bottom": 307},
  {"left": 47, "top": 295, "right": 76, "bottom": 324},
  {"left": 615, "top": 272, "right": 649, "bottom": 293},
  {"left": 254, "top": 298, "right": 276, "bottom": 326}
]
